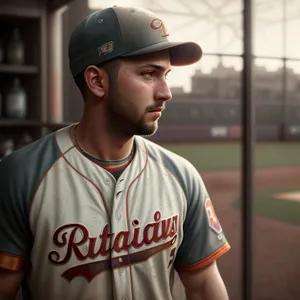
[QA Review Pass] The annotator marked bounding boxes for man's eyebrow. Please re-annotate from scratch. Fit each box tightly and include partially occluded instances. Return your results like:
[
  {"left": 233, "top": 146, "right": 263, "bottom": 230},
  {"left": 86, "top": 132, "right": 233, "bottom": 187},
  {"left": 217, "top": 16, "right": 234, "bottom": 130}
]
[{"left": 139, "top": 63, "right": 172, "bottom": 72}]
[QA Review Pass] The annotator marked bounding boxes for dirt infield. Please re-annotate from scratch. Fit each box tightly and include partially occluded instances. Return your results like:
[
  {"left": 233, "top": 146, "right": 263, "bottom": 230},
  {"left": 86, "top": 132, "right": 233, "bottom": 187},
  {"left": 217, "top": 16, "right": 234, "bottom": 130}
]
[{"left": 201, "top": 166, "right": 300, "bottom": 300}]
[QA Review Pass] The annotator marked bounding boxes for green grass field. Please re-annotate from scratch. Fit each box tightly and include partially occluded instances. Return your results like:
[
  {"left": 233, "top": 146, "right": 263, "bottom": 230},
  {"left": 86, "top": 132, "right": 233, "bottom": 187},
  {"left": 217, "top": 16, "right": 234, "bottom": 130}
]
[
  {"left": 233, "top": 186, "right": 300, "bottom": 226},
  {"left": 158, "top": 142, "right": 300, "bottom": 171}
]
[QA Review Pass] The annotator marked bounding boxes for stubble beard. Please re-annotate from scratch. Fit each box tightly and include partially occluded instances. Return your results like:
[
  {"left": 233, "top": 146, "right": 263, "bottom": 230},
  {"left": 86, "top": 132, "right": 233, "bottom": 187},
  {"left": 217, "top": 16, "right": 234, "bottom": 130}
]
[
  {"left": 107, "top": 101, "right": 159, "bottom": 137},
  {"left": 107, "top": 86, "right": 159, "bottom": 137},
  {"left": 137, "top": 118, "right": 158, "bottom": 137}
]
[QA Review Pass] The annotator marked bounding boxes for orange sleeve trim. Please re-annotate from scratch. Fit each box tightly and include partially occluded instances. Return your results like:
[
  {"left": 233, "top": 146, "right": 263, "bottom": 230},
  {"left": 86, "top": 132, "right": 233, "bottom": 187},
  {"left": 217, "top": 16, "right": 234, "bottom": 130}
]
[
  {"left": 176, "top": 242, "right": 231, "bottom": 272},
  {"left": 0, "top": 252, "right": 25, "bottom": 271}
]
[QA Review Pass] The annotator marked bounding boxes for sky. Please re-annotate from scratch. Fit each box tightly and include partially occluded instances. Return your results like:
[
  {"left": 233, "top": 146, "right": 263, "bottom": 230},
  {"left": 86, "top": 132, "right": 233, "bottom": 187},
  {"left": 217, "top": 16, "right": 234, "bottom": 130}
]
[{"left": 88, "top": 0, "right": 300, "bottom": 92}]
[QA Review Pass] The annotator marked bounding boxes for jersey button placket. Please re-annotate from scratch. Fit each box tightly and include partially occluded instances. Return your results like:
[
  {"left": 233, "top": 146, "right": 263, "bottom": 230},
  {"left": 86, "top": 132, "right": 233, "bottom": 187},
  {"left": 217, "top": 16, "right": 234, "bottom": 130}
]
[
  {"left": 111, "top": 180, "right": 129, "bottom": 300},
  {"left": 115, "top": 180, "right": 124, "bottom": 198}
]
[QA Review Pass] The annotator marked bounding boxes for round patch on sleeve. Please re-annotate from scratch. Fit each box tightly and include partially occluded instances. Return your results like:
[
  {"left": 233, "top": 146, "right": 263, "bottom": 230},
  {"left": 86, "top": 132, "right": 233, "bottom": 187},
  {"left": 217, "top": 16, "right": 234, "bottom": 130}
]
[{"left": 205, "top": 198, "right": 222, "bottom": 234}]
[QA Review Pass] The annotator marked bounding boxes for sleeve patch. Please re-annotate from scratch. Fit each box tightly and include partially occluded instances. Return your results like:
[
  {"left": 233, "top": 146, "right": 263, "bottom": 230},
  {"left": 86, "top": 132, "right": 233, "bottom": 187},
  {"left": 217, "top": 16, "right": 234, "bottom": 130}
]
[
  {"left": 0, "top": 252, "right": 25, "bottom": 271},
  {"left": 205, "top": 198, "right": 222, "bottom": 234}
]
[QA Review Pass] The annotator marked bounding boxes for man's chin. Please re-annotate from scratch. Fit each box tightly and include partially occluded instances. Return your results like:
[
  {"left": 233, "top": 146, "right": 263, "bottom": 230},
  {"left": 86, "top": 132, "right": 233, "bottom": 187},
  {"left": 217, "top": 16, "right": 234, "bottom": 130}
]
[{"left": 136, "top": 122, "right": 159, "bottom": 137}]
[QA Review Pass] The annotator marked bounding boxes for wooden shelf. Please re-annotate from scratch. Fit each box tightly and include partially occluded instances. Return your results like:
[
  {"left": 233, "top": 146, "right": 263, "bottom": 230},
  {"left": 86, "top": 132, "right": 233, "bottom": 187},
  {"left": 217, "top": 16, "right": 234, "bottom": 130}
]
[
  {"left": 0, "top": 64, "right": 39, "bottom": 74},
  {"left": 0, "top": 5, "right": 42, "bottom": 18},
  {"left": 0, "top": 1, "right": 75, "bottom": 143},
  {"left": 44, "top": 121, "right": 74, "bottom": 128},
  {"left": 0, "top": 119, "right": 42, "bottom": 127}
]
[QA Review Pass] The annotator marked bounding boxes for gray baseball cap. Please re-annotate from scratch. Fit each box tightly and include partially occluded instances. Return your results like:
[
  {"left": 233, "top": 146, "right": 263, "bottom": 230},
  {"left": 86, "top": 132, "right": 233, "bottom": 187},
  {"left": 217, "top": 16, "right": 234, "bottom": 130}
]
[{"left": 69, "top": 6, "right": 202, "bottom": 77}]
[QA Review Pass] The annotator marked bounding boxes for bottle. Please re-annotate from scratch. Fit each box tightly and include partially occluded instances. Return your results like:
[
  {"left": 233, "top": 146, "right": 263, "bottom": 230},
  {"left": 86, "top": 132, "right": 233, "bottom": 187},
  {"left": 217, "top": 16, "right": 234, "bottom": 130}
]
[
  {"left": 0, "top": 139, "right": 14, "bottom": 158},
  {"left": 5, "top": 78, "right": 27, "bottom": 119},
  {"left": 7, "top": 28, "right": 25, "bottom": 65}
]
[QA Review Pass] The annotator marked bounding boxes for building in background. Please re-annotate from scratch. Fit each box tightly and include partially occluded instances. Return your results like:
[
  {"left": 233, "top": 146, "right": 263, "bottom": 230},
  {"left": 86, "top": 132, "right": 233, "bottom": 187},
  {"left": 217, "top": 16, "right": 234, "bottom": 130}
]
[{"left": 163, "top": 62, "right": 300, "bottom": 126}]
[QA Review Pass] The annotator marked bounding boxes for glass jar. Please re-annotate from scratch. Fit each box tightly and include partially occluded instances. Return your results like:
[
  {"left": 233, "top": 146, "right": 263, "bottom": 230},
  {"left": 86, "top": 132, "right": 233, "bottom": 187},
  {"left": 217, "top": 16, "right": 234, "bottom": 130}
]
[
  {"left": 7, "top": 28, "right": 25, "bottom": 65},
  {"left": 5, "top": 77, "right": 27, "bottom": 119}
]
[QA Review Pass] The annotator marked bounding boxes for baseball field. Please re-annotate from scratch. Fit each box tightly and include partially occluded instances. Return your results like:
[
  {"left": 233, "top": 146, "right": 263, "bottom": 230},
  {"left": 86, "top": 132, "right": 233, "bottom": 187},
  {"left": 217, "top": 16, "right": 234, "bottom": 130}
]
[
  {"left": 158, "top": 141, "right": 300, "bottom": 300},
  {"left": 160, "top": 141, "right": 300, "bottom": 171}
]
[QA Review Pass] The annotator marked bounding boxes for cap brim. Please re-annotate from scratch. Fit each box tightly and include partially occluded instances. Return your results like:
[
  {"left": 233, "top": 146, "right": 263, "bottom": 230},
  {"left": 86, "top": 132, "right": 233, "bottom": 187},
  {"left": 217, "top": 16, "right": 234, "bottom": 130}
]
[{"left": 122, "top": 41, "right": 202, "bottom": 66}]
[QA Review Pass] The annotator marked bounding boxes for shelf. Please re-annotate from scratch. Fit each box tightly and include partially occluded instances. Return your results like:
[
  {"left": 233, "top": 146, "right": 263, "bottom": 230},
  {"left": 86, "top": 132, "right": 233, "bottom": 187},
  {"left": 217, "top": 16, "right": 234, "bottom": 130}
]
[
  {"left": 44, "top": 121, "right": 74, "bottom": 128},
  {"left": 0, "top": 64, "right": 39, "bottom": 74},
  {"left": 0, "top": 5, "right": 42, "bottom": 19},
  {"left": 0, "top": 119, "right": 42, "bottom": 127}
]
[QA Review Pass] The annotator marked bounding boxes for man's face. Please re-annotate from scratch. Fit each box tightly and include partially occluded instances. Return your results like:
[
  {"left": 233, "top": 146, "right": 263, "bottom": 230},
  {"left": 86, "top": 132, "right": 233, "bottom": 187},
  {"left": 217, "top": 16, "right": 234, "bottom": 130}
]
[{"left": 106, "top": 50, "right": 172, "bottom": 137}]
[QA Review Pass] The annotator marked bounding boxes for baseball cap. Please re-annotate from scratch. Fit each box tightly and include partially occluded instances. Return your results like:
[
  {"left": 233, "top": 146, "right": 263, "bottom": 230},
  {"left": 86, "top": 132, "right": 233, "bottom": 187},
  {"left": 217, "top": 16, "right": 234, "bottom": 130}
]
[{"left": 69, "top": 6, "right": 202, "bottom": 77}]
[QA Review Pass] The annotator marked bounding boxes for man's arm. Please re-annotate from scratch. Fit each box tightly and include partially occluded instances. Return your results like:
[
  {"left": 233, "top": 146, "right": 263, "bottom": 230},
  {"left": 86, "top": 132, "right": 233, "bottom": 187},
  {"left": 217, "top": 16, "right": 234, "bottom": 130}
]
[
  {"left": 0, "top": 153, "right": 35, "bottom": 300},
  {"left": 178, "top": 261, "right": 229, "bottom": 300},
  {"left": 0, "top": 269, "right": 24, "bottom": 300}
]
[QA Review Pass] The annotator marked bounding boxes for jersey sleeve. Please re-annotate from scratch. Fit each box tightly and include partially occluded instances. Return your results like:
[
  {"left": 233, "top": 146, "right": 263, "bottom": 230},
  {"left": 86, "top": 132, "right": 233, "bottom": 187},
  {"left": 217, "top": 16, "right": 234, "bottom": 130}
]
[
  {"left": 0, "top": 156, "right": 33, "bottom": 271},
  {"left": 0, "top": 132, "right": 61, "bottom": 271},
  {"left": 174, "top": 162, "right": 230, "bottom": 272}
]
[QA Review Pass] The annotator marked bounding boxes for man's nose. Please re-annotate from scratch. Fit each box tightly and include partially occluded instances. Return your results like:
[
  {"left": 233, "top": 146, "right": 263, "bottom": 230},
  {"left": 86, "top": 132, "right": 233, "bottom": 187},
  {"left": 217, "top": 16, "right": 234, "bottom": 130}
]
[{"left": 155, "top": 82, "right": 172, "bottom": 102}]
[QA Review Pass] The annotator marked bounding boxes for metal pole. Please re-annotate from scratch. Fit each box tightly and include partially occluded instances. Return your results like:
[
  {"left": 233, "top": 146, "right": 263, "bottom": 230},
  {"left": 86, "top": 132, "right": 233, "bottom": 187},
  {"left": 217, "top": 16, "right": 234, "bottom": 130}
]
[
  {"left": 282, "top": 0, "right": 287, "bottom": 140},
  {"left": 242, "top": 0, "right": 254, "bottom": 300}
]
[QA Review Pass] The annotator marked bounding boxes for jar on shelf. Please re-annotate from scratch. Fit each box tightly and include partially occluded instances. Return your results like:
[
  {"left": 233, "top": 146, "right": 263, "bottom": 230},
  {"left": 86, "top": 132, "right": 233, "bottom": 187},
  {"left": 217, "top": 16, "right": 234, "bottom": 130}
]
[
  {"left": 7, "top": 28, "right": 25, "bottom": 65},
  {"left": 5, "top": 77, "right": 27, "bottom": 119},
  {"left": 0, "top": 138, "right": 14, "bottom": 158}
]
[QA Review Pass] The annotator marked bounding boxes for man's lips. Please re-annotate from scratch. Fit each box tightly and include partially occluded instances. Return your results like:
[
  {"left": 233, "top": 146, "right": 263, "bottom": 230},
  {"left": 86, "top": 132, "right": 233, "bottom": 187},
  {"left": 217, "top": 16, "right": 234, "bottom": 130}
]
[{"left": 148, "top": 107, "right": 164, "bottom": 113}]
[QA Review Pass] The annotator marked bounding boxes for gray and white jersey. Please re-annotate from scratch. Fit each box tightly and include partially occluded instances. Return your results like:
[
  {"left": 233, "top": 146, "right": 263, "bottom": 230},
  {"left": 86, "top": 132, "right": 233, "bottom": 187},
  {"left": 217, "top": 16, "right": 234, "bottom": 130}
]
[{"left": 0, "top": 126, "right": 230, "bottom": 300}]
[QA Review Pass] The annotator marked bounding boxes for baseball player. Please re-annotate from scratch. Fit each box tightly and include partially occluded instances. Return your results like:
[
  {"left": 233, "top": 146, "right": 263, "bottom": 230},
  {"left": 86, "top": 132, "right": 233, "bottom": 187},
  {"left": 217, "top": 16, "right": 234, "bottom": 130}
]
[{"left": 0, "top": 6, "right": 230, "bottom": 300}]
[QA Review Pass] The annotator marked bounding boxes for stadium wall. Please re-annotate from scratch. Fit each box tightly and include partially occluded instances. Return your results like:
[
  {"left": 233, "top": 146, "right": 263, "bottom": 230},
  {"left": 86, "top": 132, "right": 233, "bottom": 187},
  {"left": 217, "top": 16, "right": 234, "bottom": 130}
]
[{"left": 147, "top": 125, "right": 300, "bottom": 143}]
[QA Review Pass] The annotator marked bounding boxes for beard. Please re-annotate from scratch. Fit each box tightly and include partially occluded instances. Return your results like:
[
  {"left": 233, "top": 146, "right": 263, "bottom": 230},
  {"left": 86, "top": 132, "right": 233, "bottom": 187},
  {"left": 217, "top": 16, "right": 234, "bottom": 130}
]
[
  {"left": 135, "top": 117, "right": 159, "bottom": 136},
  {"left": 106, "top": 82, "right": 160, "bottom": 137},
  {"left": 107, "top": 99, "right": 159, "bottom": 137}
]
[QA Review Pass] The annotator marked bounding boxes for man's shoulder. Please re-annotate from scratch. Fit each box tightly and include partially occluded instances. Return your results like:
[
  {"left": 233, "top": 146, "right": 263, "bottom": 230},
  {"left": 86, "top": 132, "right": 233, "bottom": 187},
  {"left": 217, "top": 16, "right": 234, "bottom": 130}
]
[
  {"left": 0, "top": 132, "right": 59, "bottom": 170},
  {"left": 0, "top": 132, "right": 61, "bottom": 195},
  {"left": 136, "top": 136, "right": 201, "bottom": 197},
  {"left": 138, "top": 136, "right": 195, "bottom": 171}
]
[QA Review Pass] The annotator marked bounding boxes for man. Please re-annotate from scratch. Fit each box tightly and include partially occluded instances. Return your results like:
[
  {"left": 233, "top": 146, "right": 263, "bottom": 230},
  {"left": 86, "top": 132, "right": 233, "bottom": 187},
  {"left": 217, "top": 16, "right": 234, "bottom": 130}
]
[{"left": 0, "top": 6, "right": 230, "bottom": 300}]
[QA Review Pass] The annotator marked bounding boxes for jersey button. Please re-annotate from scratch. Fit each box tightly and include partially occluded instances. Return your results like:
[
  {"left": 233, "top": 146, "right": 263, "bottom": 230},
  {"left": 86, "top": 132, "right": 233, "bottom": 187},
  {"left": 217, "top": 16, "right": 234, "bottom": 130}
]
[
  {"left": 116, "top": 213, "right": 121, "bottom": 220},
  {"left": 119, "top": 257, "right": 123, "bottom": 264}
]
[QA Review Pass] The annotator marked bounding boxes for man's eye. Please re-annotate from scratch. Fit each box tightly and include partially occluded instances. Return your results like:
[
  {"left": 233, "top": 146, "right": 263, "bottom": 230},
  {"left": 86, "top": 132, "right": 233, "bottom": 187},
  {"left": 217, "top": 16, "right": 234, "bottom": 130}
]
[{"left": 143, "top": 72, "right": 154, "bottom": 79}]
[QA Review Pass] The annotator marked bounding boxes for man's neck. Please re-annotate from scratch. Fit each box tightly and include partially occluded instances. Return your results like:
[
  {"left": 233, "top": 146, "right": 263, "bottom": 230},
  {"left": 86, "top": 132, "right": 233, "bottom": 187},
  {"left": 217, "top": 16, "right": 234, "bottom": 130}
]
[{"left": 74, "top": 121, "right": 135, "bottom": 162}]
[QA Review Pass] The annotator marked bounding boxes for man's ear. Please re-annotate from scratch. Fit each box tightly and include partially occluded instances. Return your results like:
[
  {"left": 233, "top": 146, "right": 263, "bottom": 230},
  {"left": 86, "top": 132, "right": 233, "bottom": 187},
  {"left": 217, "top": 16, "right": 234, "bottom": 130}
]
[{"left": 84, "top": 66, "right": 108, "bottom": 98}]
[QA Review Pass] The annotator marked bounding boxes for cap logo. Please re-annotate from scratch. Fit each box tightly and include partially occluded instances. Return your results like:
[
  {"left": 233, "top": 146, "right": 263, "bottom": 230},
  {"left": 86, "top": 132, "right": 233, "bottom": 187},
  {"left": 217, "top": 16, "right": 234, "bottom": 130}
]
[
  {"left": 98, "top": 41, "right": 114, "bottom": 56},
  {"left": 150, "top": 18, "right": 169, "bottom": 37}
]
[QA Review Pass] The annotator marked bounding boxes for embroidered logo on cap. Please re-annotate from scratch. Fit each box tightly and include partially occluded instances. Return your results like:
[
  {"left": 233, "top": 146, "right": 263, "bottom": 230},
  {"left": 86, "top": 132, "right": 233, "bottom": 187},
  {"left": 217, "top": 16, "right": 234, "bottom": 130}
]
[
  {"left": 150, "top": 18, "right": 169, "bottom": 37},
  {"left": 98, "top": 41, "right": 114, "bottom": 56}
]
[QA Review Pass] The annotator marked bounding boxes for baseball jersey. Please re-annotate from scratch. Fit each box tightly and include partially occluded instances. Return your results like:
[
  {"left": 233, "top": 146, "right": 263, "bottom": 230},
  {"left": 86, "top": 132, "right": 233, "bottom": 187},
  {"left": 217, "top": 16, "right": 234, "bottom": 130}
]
[{"left": 0, "top": 125, "right": 230, "bottom": 300}]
